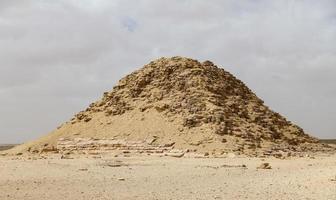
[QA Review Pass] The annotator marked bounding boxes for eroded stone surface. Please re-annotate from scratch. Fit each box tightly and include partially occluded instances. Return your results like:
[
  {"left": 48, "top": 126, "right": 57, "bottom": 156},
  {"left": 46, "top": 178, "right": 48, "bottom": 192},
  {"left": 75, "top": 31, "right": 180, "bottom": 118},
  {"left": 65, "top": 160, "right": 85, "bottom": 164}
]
[
  {"left": 10, "top": 57, "right": 334, "bottom": 156},
  {"left": 57, "top": 138, "right": 175, "bottom": 155}
]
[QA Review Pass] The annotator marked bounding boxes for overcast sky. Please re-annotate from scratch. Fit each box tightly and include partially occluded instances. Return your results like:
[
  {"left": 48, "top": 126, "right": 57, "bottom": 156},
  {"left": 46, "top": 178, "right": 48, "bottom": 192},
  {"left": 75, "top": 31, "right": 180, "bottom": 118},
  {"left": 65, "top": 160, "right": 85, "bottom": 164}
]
[{"left": 0, "top": 0, "right": 335, "bottom": 143}]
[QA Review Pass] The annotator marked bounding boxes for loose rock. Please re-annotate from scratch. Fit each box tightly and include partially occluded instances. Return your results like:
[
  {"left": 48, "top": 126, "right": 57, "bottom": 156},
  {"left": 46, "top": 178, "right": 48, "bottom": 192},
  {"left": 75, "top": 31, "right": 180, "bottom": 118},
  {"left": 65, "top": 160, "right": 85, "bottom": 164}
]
[{"left": 257, "top": 163, "right": 272, "bottom": 169}]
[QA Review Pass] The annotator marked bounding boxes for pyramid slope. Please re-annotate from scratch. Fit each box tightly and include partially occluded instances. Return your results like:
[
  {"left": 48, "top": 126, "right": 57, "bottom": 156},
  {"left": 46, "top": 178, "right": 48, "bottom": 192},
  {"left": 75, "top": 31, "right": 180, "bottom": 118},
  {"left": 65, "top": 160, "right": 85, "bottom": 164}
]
[{"left": 9, "top": 56, "right": 322, "bottom": 156}]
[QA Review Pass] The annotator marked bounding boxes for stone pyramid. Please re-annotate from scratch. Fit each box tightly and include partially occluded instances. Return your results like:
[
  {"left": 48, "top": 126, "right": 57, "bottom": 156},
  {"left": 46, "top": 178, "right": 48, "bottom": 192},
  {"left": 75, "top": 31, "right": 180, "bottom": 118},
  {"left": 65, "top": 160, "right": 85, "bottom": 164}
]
[{"left": 12, "top": 57, "right": 323, "bottom": 156}]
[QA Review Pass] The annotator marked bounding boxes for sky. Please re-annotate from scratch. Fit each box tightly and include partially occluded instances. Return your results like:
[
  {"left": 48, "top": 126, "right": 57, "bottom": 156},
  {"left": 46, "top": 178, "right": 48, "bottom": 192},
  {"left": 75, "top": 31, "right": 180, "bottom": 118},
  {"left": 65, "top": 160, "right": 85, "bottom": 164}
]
[{"left": 0, "top": 0, "right": 335, "bottom": 143}]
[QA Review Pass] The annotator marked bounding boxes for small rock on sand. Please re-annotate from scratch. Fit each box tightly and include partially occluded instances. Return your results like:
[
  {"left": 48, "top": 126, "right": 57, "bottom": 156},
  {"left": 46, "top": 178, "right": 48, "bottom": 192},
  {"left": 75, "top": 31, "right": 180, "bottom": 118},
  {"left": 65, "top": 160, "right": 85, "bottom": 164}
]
[{"left": 257, "top": 163, "right": 272, "bottom": 169}]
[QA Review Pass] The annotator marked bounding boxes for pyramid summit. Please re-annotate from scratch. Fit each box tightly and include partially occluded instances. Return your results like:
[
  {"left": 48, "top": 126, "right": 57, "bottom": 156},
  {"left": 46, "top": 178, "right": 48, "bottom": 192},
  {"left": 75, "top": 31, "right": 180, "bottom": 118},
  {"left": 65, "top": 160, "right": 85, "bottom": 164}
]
[{"left": 11, "top": 56, "right": 325, "bottom": 157}]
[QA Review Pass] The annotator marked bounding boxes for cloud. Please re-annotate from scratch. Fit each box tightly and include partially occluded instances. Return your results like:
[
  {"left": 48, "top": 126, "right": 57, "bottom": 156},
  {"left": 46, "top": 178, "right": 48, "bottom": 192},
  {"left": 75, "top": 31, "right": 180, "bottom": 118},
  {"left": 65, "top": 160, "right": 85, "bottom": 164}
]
[{"left": 0, "top": 0, "right": 335, "bottom": 143}]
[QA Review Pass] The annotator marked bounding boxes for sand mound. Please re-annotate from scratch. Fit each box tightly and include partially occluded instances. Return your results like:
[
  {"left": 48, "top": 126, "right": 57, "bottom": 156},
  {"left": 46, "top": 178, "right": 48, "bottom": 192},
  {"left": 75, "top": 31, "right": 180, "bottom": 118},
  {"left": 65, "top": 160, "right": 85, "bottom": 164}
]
[{"left": 9, "top": 57, "right": 329, "bottom": 157}]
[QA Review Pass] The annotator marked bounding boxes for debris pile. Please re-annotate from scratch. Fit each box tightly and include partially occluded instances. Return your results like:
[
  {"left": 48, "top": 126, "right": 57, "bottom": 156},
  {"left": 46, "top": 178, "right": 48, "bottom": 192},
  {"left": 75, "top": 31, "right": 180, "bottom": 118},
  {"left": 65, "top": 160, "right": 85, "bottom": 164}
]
[
  {"left": 56, "top": 137, "right": 175, "bottom": 154},
  {"left": 9, "top": 56, "right": 331, "bottom": 157}
]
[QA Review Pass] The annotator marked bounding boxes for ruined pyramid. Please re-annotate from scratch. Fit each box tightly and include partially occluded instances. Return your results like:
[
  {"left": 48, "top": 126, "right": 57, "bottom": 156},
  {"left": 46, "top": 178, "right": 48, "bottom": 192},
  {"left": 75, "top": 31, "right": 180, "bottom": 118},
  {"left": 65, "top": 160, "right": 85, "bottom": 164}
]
[{"left": 11, "top": 57, "right": 324, "bottom": 156}]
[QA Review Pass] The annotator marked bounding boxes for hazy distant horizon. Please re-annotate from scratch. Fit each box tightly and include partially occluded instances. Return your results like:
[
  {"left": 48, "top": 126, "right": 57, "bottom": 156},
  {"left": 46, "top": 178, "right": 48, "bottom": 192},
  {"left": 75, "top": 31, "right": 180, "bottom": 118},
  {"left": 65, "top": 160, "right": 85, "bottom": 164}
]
[{"left": 0, "top": 0, "right": 335, "bottom": 143}]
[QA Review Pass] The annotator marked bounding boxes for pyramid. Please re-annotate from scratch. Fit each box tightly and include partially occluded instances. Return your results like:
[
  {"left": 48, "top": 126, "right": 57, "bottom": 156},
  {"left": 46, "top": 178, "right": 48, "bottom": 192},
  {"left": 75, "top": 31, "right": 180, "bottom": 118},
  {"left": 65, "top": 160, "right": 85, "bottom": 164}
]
[{"left": 11, "top": 57, "right": 324, "bottom": 156}]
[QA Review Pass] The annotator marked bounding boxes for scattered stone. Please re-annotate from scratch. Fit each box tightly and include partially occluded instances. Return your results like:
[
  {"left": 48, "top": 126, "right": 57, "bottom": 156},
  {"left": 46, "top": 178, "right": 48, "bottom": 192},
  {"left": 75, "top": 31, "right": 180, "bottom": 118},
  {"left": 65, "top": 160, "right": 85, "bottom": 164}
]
[
  {"left": 257, "top": 163, "right": 272, "bottom": 169},
  {"left": 163, "top": 142, "right": 175, "bottom": 147},
  {"left": 61, "top": 155, "right": 73, "bottom": 159},
  {"left": 41, "top": 146, "right": 58, "bottom": 153},
  {"left": 199, "top": 164, "right": 247, "bottom": 169},
  {"left": 220, "top": 164, "right": 247, "bottom": 168},
  {"left": 107, "top": 163, "right": 121, "bottom": 167},
  {"left": 84, "top": 117, "right": 92, "bottom": 122},
  {"left": 165, "top": 149, "right": 185, "bottom": 158},
  {"left": 166, "top": 152, "right": 185, "bottom": 158},
  {"left": 190, "top": 141, "right": 202, "bottom": 146}
]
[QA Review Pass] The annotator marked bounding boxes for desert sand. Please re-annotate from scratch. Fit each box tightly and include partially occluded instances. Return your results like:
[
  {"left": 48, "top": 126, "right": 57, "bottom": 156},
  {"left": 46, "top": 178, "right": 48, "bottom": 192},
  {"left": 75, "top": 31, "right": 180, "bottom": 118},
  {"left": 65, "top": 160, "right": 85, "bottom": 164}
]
[{"left": 1, "top": 153, "right": 335, "bottom": 200}]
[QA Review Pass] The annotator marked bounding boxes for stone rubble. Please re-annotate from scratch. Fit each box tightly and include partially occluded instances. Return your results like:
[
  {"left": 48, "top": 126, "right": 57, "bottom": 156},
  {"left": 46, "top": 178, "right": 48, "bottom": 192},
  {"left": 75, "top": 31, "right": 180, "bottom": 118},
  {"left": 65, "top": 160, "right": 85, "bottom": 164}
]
[
  {"left": 257, "top": 163, "right": 272, "bottom": 169},
  {"left": 71, "top": 57, "right": 317, "bottom": 146},
  {"left": 12, "top": 56, "right": 334, "bottom": 156},
  {"left": 57, "top": 138, "right": 175, "bottom": 155}
]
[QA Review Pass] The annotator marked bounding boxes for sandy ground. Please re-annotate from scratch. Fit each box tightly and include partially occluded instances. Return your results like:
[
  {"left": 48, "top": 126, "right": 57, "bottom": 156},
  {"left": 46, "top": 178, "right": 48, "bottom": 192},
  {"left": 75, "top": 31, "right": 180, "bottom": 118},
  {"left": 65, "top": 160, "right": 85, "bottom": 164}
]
[{"left": 0, "top": 154, "right": 335, "bottom": 200}]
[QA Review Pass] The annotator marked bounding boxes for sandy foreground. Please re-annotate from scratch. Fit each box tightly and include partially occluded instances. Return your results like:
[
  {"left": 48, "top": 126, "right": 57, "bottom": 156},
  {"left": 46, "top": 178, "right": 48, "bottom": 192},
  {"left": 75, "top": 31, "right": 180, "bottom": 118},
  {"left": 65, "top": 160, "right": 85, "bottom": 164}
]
[{"left": 0, "top": 154, "right": 335, "bottom": 200}]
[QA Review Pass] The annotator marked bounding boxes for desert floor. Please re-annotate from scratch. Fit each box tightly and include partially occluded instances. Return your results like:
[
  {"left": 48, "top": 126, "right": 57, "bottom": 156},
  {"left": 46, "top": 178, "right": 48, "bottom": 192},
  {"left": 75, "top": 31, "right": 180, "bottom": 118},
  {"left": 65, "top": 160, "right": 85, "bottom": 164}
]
[{"left": 0, "top": 154, "right": 335, "bottom": 200}]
